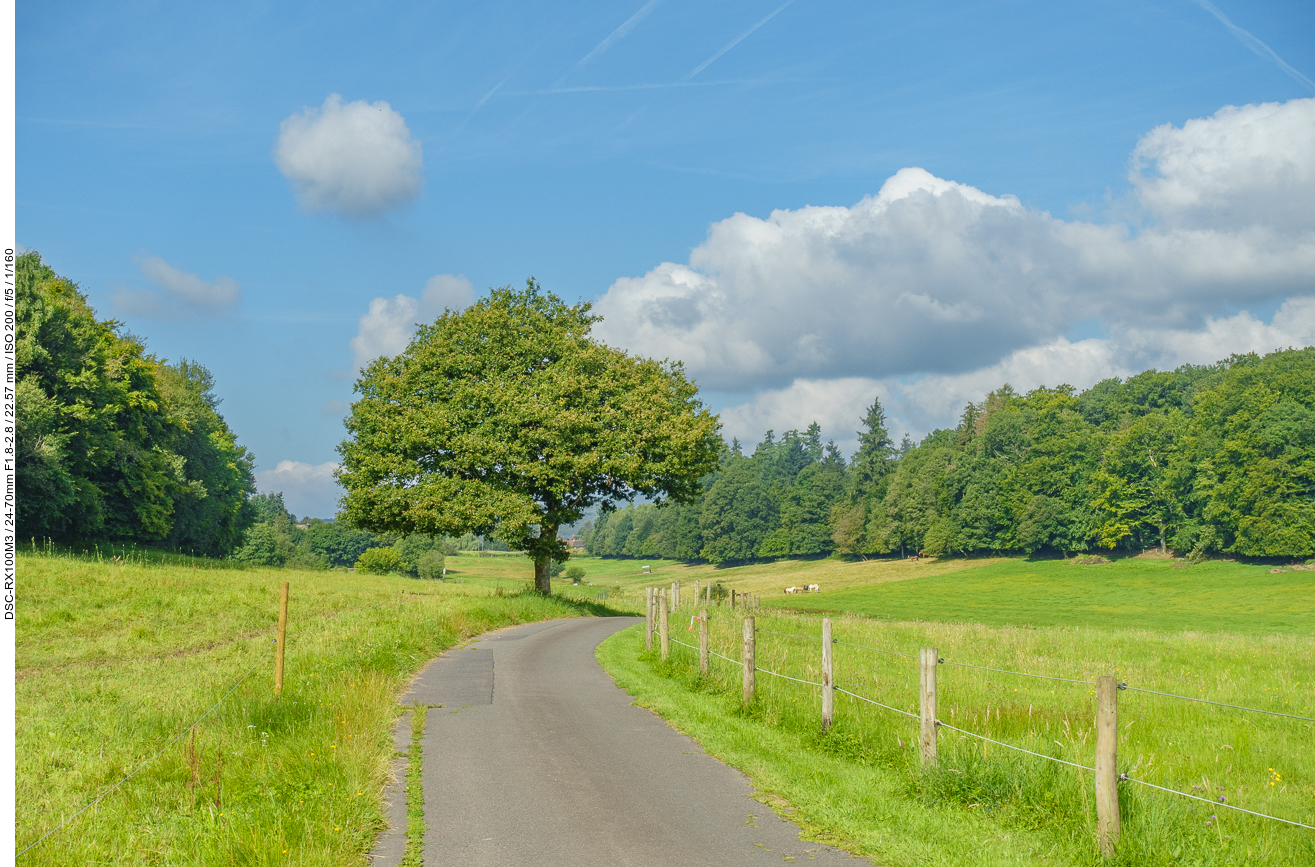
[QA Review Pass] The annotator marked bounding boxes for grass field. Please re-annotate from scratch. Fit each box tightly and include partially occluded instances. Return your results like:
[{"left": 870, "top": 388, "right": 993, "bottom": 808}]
[
  {"left": 598, "top": 554, "right": 1315, "bottom": 866},
  {"left": 771, "top": 555, "right": 1315, "bottom": 635},
  {"left": 16, "top": 548, "right": 618, "bottom": 865}
]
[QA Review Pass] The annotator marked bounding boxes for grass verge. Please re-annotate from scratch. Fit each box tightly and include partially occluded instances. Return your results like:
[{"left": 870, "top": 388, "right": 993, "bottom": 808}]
[
  {"left": 597, "top": 608, "right": 1315, "bottom": 867},
  {"left": 17, "top": 550, "right": 619, "bottom": 865},
  {"left": 400, "top": 705, "right": 427, "bottom": 867}
]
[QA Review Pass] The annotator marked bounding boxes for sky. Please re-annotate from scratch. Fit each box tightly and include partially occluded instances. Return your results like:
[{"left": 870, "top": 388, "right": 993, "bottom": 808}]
[{"left": 17, "top": 0, "right": 1315, "bottom": 518}]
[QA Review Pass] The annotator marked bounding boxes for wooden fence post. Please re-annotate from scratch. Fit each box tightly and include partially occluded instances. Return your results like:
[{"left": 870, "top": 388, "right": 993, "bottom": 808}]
[
  {"left": 275, "top": 581, "right": 289, "bottom": 698},
  {"left": 670, "top": 583, "right": 677, "bottom": 613},
  {"left": 699, "top": 608, "right": 709, "bottom": 674},
  {"left": 694, "top": 579, "right": 700, "bottom": 603},
  {"left": 1096, "top": 676, "right": 1121, "bottom": 858},
  {"left": 660, "top": 590, "right": 670, "bottom": 661},
  {"left": 645, "top": 587, "right": 654, "bottom": 651},
  {"left": 706, "top": 582, "right": 713, "bottom": 604},
  {"left": 674, "top": 581, "right": 681, "bottom": 608},
  {"left": 821, "top": 617, "right": 834, "bottom": 731},
  {"left": 919, "top": 647, "right": 938, "bottom": 767},
  {"left": 742, "top": 616, "right": 756, "bottom": 706},
  {"left": 731, "top": 589, "right": 737, "bottom": 609}
]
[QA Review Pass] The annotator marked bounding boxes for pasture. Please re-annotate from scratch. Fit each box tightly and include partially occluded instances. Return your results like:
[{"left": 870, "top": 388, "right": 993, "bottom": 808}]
[
  {"left": 15, "top": 549, "right": 615, "bottom": 865},
  {"left": 598, "top": 553, "right": 1315, "bottom": 866}
]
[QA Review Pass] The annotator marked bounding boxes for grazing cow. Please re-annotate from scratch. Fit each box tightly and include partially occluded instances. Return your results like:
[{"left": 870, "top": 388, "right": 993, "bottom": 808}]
[
  {"left": 784, "top": 586, "right": 803, "bottom": 594},
  {"left": 806, "top": 584, "right": 819, "bottom": 593}
]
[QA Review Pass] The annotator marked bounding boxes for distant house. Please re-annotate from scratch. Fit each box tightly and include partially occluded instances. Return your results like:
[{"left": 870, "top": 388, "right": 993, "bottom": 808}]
[{"left": 565, "top": 535, "right": 586, "bottom": 551}]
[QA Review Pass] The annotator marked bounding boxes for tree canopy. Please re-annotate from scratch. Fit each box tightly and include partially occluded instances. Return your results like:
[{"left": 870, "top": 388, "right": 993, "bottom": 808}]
[
  {"left": 587, "top": 348, "right": 1315, "bottom": 564},
  {"left": 336, "top": 279, "right": 723, "bottom": 592},
  {"left": 16, "top": 251, "right": 256, "bottom": 554}
]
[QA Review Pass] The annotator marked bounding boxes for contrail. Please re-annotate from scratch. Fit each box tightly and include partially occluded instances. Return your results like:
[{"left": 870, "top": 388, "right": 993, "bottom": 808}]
[
  {"left": 553, "top": 0, "right": 665, "bottom": 87},
  {"left": 683, "top": 0, "right": 796, "bottom": 81},
  {"left": 1191, "top": 0, "right": 1315, "bottom": 91},
  {"left": 436, "top": 32, "right": 557, "bottom": 156}
]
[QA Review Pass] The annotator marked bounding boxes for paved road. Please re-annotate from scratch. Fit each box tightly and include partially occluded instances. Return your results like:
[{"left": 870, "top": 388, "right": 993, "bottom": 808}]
[{"left": 396, "top": 616, "right": 868, "bottom": 866}]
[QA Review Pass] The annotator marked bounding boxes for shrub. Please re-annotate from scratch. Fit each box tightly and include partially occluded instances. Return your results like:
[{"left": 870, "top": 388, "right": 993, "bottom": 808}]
[
  {"left": 564, "top": 565, "right": 585, "bottom": 584},
  {"left": 417, "top": 549, "right": 446, "bottom": 580},
  {"left": 355, "top": 547, "right": 405, "bottom": 574}
]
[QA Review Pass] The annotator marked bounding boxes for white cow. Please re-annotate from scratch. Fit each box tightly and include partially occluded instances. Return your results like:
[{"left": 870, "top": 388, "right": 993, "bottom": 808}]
[{"left": 807, "top": 584, "right": 820, "bottom": 593}]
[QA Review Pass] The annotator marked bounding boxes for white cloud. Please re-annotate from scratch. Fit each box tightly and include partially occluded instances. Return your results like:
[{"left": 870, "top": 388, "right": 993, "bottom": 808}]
[
  {"left": 1131, "top": 98, "right": 1315, "bottom": 231},
  {"left": 718, "top": 298, "right": 1315, "bottom": 453},
  {"left": 255, "top": 460, "right": 342, "bottom": 520},
  {"left": 273, "top": 94, "right": 423, "bottom": 217},
  {"left": 113, "top": 256, "right": 241, "bottom": 319},
  {"left": 593, "top": 98, "right": 1315, "bottom": 393},
  {"left": 350, "top": 274, "right": 475, "bottom": 371}
]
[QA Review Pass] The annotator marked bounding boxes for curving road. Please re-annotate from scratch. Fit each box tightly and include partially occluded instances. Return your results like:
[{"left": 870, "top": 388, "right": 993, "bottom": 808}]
[{"left": 379, "top": 616, "right": 869, "bottom": 866}]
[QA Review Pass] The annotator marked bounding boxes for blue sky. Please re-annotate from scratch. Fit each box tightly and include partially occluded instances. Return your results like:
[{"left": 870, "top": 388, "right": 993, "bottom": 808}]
[{"left": 18, "top": 0, "right": 1315, "bottom": 517}]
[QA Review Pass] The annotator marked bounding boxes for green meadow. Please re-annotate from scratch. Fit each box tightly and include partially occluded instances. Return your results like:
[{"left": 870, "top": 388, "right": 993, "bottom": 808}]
[
  {"left": 598, "top": 553, "right": 1315, "bottom": 866},
  {"left": 15, "top": 548, "right": 617, "bottom": 865},
  {"left": 771, "top": 556, "right": 1315, "bottom": 635}
]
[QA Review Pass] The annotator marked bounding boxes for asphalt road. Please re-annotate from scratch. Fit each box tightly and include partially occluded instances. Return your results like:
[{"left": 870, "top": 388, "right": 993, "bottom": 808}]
[{"left": 397, "top": 616, "right": 869, "bottom": 866}]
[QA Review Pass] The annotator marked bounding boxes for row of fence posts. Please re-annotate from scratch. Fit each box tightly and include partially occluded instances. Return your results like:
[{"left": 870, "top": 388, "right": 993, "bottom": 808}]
[{"left": 641, "top": 597, "right": 1123, "bottom": 858}]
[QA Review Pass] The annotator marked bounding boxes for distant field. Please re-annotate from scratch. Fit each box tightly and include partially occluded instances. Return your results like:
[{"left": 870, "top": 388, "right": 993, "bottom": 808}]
[{"left": 771, "top": 556, "right": 1315, "bottom": 635}]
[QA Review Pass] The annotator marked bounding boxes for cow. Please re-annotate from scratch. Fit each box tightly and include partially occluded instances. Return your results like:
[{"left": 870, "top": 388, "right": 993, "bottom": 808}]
[
  {"left": 806, "top": 584, "right": 819, "bottom": 593},
  {"left": 784, "top": 586, "right": 803, "bottom": 594}
]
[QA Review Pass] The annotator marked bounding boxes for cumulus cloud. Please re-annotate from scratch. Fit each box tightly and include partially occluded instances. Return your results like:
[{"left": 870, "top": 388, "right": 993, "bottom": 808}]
[
  {"left": 718, "top": 298, "right": 1315, "bottom": 453},
  {"left": 113, "top": 256, "right": 241, "bottom": 319},
  {"left": 593, "top": 98, "right": 1315, "bottom": 393},
  {"left": 350, "top": 274, "right": 475, "bottom": 371},
  {"left": 255, "top": 460, "right": 342, "bottom": 520},
  {"left": 273, "top": 94, "right": 423, "bottom": 217}
]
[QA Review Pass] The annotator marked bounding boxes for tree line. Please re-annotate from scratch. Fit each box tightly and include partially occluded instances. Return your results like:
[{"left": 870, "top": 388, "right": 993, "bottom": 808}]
[
  {"left": 229, "top": 491, "right": 511, "bottom": 575},
  {"left": 16, "top": 252, "right": 257, "bottom": 556},
  {"left": 585, "top": 347, "right": 1315, "bottom": 563}
]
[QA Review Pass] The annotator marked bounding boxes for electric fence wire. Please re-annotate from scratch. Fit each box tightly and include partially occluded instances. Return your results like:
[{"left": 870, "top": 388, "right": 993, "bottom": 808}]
[
  {"left": 755, "top": 666, "right": 824, "bottom": 689},
  {"left": 1118, "top": 774, "right": 1315, "bottom": 831},
  {"left": 939, "top": 659, "right": 1095, "bottom": 687},
  {"left": 1120, "top": 686, "right": 1315, "bottom": 723},
  {"left": 833, "top": 639, "right": 918, "bottom": 660},
  {"left": 934, "top": 719, "right": 1096, "bottom": 772},
  {"left": 833, "top": 685, "right": 919, "bottom": 719},
  {"left": 756, "top": 628, "right": 819, "bottom": 643},
  {"left": 18, "top": 637, "right": 278, "bottom": 858}
]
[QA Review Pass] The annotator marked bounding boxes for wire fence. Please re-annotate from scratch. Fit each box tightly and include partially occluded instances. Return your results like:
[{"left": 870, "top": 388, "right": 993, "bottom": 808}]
[
  {"left": 643, "top": 599, "right": 1315, "bottom": 842},
  {"left": 19, "top": 637, "right": 278, "bottom": 858}
]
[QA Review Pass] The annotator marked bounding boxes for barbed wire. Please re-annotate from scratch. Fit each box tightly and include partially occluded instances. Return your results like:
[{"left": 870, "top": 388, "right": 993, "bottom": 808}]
[{"left": 19, "top": 637, "right": 277, "bottom": 858}]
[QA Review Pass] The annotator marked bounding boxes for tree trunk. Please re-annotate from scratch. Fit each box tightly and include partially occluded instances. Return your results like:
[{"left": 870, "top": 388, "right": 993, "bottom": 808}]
[
  {"left": 533, "top": 523, "right": 559, "bottom": 594},
  {"left": 534, "top": 554, "right": 552, "bottom": 594}
]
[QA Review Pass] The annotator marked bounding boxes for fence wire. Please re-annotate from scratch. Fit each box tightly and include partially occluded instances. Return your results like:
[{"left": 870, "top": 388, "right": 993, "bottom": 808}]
[
  {"left": 833, "top": 639, "right": 918, "bottom": 660},
  {"left": 1119, "top": 774, "right": 1315, "bottom": 831},
  {"left": 1120, "top": 686, "right": 1315, "bottom": 723},
  {"left": 19, "top": 637, "right": 278, "bottom": 858},
  {"left": 834, "top": 686, "right": 919, "bottom": 719},
  {"left": 935, "top": 720, "right": 1096, "bottom": 772}
]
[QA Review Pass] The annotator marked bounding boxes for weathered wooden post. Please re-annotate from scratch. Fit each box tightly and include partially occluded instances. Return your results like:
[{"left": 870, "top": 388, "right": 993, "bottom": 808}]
[
  {"left": 821, "top": 617, "right": 834, "bottom": 731},
  {"left": 1096, "top": 676, "right": 1121, "bottom": 857},
  {"left": 645, "top": 587, "right": 654, "bottom": 651},
  {"left": 670, "top": 582, "right": 678, "bottom": 613},
  {"left": 742, "top": 616, "right": 756, "bottom": 707},
  {"left": 275, "top": 582, "right": 289, "bottom": 698},
  {"left": 660, "top": 590, "right": 670, "bottom": 660},
  {"left": 707, "top": 582, "right": 713, "bottom": 604},
  {"left": 919, "top": 647, "right": 938, "bottom": 767},
  {"left": 694, "top": 579, "right": 700, "bottom": 604},
  {"left": 699, "top": 608, "right": 709, "bottom": 674}
]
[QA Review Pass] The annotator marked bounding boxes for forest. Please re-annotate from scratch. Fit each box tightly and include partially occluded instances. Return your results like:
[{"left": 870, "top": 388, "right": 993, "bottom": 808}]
[
  {"left": 586, "top": 346, "right": 1315, "bottom": 563},
  {"left": 15, "top": 251, "right": 257, "bottom": 557}
]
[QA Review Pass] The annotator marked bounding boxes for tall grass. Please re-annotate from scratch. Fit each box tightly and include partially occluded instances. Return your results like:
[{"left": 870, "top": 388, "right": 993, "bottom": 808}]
[
  {"left": 600, "top": 604, "right": 1315, "bottom": 866},
  {"left": 16, "top": 550, "right": 616, "bottom": 865}
]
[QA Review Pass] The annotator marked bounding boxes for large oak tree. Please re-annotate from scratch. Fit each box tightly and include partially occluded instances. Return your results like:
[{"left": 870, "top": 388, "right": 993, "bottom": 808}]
[{"left": 336, "top": 280, "right": 722, "bottom": 593}]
